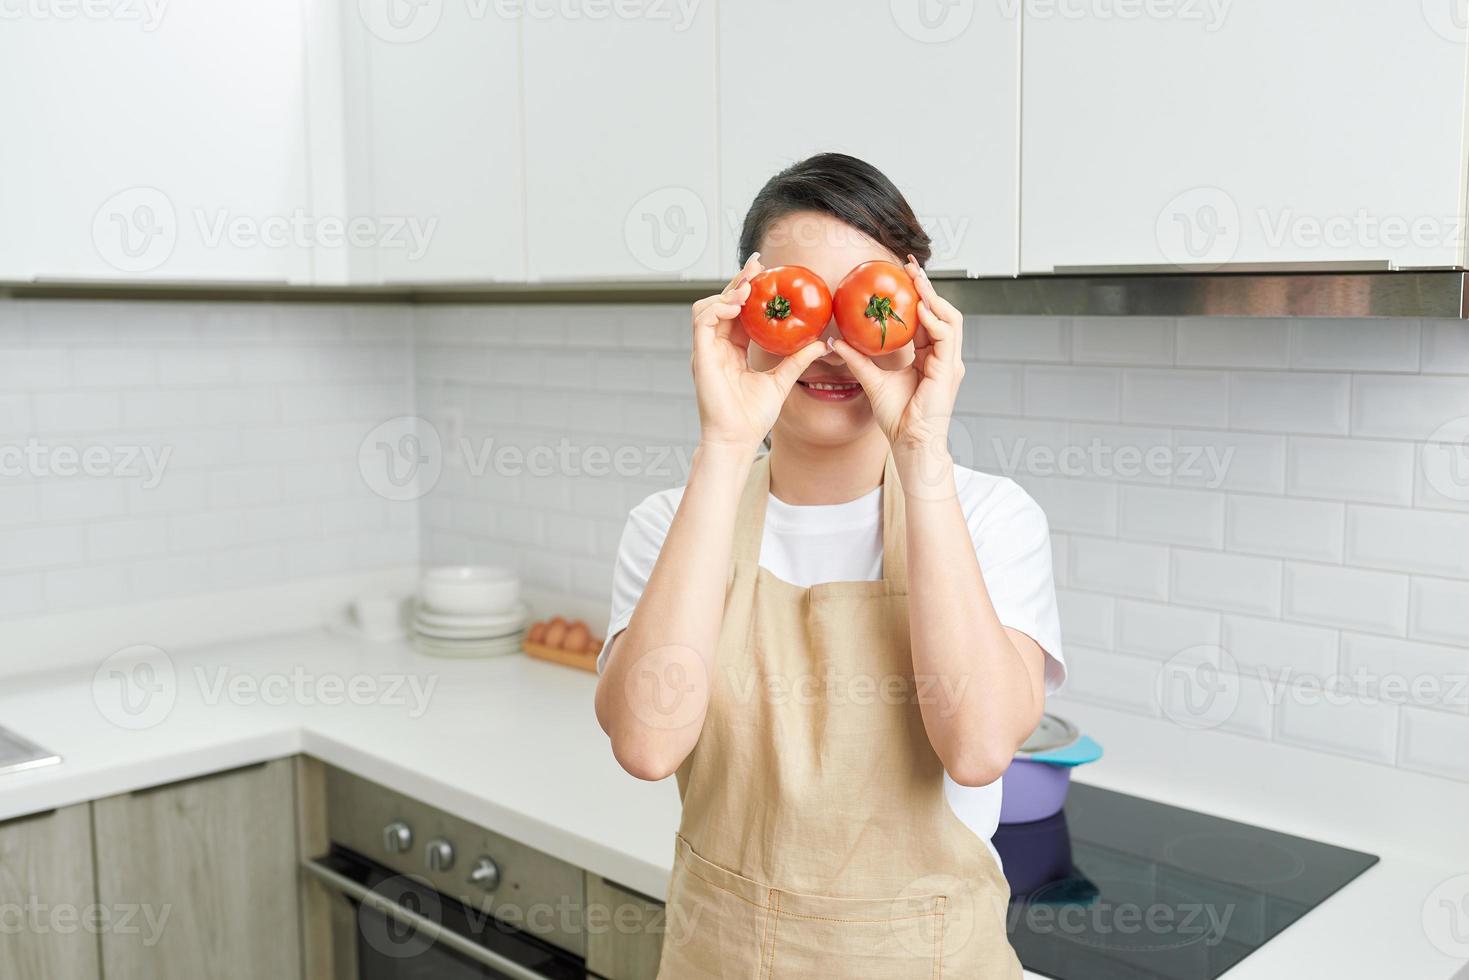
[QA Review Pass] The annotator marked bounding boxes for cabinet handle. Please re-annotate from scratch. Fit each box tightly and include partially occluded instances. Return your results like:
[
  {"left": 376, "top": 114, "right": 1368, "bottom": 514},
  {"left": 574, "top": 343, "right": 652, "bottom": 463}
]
[
  {"left": 129, "top": 761, "right": 270, "bottom": 796},
  {"left": 301, "top": 857, "right": 552, "bottom": 980}
]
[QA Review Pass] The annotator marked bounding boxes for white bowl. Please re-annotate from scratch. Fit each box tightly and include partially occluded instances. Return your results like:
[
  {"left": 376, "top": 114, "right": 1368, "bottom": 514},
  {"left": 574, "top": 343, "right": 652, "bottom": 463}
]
[{"left": 419, "top": 565, "right": 520, "bottom": 615}]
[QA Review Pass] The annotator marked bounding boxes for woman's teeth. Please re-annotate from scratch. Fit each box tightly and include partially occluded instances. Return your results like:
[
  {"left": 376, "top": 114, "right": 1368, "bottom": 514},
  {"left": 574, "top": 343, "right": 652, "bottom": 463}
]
[{"left": 802, "top": 381, "right": 858, "bottom": 390}]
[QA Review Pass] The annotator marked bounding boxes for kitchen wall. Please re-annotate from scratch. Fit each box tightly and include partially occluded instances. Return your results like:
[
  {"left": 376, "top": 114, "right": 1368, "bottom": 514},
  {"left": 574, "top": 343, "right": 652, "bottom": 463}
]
[
  {"left": 0, "top": 299, "right": 418, "bottom": 620},
  {"left": 416, "top": 305, "right": 1469, "bottom": 786}
]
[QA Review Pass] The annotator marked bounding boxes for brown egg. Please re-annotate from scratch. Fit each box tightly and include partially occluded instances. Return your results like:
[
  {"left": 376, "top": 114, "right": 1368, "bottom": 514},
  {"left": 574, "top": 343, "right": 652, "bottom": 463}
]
[
  {"left": 585, "top": 636, "right": 603, "bottom": 654},
  {"left": 564, "top": 622, "right": 590, "bottom": 651},
  {"left": 544, "top": 619, "right": 568, "bottom": 648},
  {"left": 527, "top": 621, "right": 547, "bottom": 643}
]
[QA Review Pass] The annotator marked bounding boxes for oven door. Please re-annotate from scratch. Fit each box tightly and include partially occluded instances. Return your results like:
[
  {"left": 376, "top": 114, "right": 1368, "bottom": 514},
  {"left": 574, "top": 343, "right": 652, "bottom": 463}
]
[{"left": 304, "top": 846, "right": 587, "bottom": 980}]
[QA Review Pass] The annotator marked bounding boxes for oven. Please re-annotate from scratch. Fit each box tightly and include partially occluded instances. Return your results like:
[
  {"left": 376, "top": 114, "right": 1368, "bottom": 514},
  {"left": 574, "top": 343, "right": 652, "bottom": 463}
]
[{"left": 302, "top": 764, "right": 591, "bottom": 980}]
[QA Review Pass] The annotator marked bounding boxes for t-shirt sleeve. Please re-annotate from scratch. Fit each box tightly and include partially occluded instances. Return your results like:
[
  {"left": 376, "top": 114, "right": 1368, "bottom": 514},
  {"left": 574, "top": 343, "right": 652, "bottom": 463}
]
[
  {"left": 597, "top": 489, "right": 680, "bottom": 674},
  {"left": 962, "top": 475, "right": 1067, "bottom": 694}
]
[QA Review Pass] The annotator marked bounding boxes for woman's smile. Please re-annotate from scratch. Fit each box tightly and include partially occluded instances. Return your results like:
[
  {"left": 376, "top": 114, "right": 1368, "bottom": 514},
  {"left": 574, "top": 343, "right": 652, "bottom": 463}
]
[{"left": 795, "top": 375, "right": 864, "bottom": 402}]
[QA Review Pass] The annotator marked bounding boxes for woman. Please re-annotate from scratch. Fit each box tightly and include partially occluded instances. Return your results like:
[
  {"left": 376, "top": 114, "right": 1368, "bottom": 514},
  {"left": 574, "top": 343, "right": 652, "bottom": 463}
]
[{"left": 594, "top": 153, "right": 1064, "bottom": 978}]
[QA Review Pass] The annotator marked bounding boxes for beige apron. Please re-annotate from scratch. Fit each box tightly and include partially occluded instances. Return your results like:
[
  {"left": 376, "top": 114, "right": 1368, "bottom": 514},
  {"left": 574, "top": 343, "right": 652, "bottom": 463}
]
[{"left": 658, "top": 455, "right": 1021, "bottom": 979}]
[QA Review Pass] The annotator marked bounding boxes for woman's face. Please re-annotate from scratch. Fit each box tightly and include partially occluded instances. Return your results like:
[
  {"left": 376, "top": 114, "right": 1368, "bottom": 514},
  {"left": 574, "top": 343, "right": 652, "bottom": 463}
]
[{"left": 748, "top": 210, "right": 915, "bottom": 448}]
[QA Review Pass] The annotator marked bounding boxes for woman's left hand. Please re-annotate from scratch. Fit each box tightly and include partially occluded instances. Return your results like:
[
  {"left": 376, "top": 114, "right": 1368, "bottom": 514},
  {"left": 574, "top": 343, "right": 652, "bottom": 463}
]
[{"left": 831, "top": 256, "right": 964, "bottom": 480}]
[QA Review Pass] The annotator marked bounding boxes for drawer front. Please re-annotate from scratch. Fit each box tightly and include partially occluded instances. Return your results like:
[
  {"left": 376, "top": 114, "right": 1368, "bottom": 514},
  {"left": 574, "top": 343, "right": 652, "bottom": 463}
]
[
  {"left": 585, "top": 875, "right": 664, "bottom": 980},
  {"left": 323, "top": 766, "right": 586, "bottom": 957}
]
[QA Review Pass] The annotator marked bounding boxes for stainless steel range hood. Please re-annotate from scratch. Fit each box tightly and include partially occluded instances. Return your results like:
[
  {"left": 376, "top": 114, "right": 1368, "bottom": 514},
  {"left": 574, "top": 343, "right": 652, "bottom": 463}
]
[{"left": 6, "top": 270, "right": 1467, "bottom": 318}]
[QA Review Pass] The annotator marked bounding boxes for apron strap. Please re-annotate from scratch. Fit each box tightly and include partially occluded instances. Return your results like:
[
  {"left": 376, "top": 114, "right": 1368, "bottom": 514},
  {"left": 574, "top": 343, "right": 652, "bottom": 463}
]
[
  {"left": 731, "top": 453, "right": 772, "bottom": 564},
  {"left": 881, "top": 455, "right": 909, "bottom": 592}
]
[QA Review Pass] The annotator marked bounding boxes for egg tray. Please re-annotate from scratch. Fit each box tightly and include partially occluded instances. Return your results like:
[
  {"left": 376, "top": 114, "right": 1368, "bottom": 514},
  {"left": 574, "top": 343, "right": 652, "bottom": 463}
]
[{"left": 522, "top": 639, "right": 600, "bottom": 673}]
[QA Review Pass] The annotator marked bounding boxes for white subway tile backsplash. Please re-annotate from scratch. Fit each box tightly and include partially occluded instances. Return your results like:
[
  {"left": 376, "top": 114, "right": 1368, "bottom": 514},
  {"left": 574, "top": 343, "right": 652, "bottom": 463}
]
[
  {"left": 1053, "top": 646, "right": 1161, "bottom": 716},
  {"left": 1175, "top": 319, "right": 1291, "bottom": 369},
  {"left": 1276, "top": 693, "right": 1398, "bottom": 765},
  {"left": 1230, "top": 372, "right": 1350, "bottom": 435},
  {"left": 1398, "top": 708, "right": 1469, "bottom": 780},
  {"left": 1409, "top": 577, "right": 1469, "bottom": 647},
  {"left": 1282, "top": 563, "right": 1409, "bottom": 635},
  {"left": 1351, "top": 375, "right": 1469, "bottom": 440},
  {"left": 0, "top": 349, "right": 69, "bottom": 390},
  {"left": 1289, "top": 319, "right": 1420, "bottom": 372},
  {"left": 1344, "top": 504, "right": 1469, "bottom": 578},
  {"left": 1056, "top": 588, "right": 1115, "bottom": 648},
  {"left": 1015, "top": 476, "right": 1117, "bottom": 535},
  {"left": 1338, "top": 633, "right": 1469, "bottom": 712},
  {"left": 1225, "top": 495, "right": 1344, "bottom": 561},
  {"left": 969, "top": 317, "right": 1068, "bottom": 362},
  {"left": 1119, "top": 486, "right": 1224, "bottom": 547},
  {"left": 72, "top": 349, "right": 155, "bottom": 387},
  {"left": 1066, "top": 423, "right": 1174, "bottom": 485},
  {"left": 33, "top": 391, "right": 121, "bottom": 431},
  {"left": 1285, "top": 436, "right": 1414, "bottom": 505},
  {"left": 955, "top": 364, "right": 1024, "bottom": 416},
  {"left": 1171, "top": 429, "right": 1286, "bottom": 493},
  {"left": 1072, "top": 318, "right": 1174, "bottom": 365},
  {"left": 1171, "top": 549, "right": 1282, "bottom": 616},
  {"left": 1420, "top": 320, "right": 1469, "bottom": 375},
  {"left": 1116, "top": 598, "right": 1221, "bottom": 659},
  {"left": 1221, "top": 614, "right": 1338, "bottom": 681},
  {"left": 1023, "top": 366, "right": 1120, "bottom": 422},
  {"left": 1069, "top": 537, "right": 1170, "bottom": 599},
  {"left": 1122, "top": 369, "right": 1229, "bottom": 428}
]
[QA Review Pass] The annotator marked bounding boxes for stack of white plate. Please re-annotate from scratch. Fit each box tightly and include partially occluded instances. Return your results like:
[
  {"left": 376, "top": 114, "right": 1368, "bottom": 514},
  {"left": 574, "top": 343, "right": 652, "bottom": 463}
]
[{"left": 414, "top": 566, "right": 526, "bottom": 658}]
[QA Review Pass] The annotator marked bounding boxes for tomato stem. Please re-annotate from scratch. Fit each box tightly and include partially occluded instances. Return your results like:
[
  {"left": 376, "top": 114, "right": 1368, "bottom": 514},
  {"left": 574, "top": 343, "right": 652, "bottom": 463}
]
[
  {"left": 864, "top": 294, "right": 905, "bottom": 349},
  {"left": 764, "top": 295, "right": 792, "bottom": 320}
]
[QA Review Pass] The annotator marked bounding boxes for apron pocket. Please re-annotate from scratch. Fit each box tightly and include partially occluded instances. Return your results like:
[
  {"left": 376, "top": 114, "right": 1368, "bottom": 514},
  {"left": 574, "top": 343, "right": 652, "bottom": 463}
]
[{"left": 764, "top": 890, "right": 947, "bottom": 980}]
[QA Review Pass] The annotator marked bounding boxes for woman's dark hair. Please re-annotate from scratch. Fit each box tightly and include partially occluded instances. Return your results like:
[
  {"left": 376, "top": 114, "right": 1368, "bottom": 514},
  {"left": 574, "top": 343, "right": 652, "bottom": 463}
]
[{"left": 737, "top": 153, "right": 932, "bottom": 268}]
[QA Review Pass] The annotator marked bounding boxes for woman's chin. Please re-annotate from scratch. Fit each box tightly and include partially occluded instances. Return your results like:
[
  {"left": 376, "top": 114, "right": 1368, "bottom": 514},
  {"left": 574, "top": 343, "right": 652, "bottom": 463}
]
[{"left": 779, "top": 400, "right": 874, "bottom": 447}]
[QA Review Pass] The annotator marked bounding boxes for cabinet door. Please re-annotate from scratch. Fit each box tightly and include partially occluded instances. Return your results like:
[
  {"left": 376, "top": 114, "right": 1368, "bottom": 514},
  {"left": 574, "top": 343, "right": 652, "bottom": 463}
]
[
  {"left": 1021, "top": 3, "right": 1469, "bottom": 273},
  {"left": 0, "top": 805, "right": 101, "bottom": 980},
  {"left": 719, "top": 3, "right": 1021, "bottom": 277},
  {"left": 585, "top": 875, "right": 663, "bottom": 980},
  {"left": 344, "top": 5, "right": 525, "bottom": 283},
  {"left": 0, "top": 0, "right": 314, "bottom": 283},
  {"left": 93, "top": 760, "right": 301, "bottom": 980},
  {"left": 521, "top": 8, "right": 719, "bottom": 280}
]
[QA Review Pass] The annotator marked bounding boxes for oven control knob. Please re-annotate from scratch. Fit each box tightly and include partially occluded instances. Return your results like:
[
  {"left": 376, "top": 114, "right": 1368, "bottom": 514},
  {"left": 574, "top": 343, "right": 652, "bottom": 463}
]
[
  {"left": 426, "top": 838, "right": 456, "bottom": 872},
  {"left": 383, "top": 821, "right": 413, "bottom": 855},
  {"left": 469, "top": 857, "right": 501, "bottom": 892}
]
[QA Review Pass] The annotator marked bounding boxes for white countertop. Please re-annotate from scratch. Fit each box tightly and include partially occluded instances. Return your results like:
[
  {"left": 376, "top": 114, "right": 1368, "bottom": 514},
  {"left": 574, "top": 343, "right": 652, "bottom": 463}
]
[{"left": 1, "top": 628, "right": 1464, "bottom": 980}]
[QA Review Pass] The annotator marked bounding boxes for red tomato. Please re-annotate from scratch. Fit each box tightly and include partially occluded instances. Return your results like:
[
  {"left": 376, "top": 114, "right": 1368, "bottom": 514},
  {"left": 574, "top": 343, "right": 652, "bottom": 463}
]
[
  {"left": 833, "top": 260, "right": 919, "bottom": 356},
  {"left": 738, "top": 265, "right": 833, "bottom": 356}
]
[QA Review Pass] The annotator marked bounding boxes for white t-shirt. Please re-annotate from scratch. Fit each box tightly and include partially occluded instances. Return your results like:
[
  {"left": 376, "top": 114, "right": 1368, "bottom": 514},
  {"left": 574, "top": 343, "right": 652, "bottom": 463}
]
[{"left": 599, "top": 464, "right": 1067, "bottom": 860}]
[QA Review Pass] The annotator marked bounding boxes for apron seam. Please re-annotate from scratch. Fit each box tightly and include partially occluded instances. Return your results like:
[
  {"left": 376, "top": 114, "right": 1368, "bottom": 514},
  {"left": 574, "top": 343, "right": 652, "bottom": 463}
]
[{"left": 761, "top": 888, "right": 780, "bottom": 980}]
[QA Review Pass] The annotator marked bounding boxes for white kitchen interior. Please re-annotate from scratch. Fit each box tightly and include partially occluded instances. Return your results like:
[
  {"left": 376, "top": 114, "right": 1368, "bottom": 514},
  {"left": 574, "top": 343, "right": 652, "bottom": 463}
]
[{"left": 2, "top": 2, "right": 1469, "bottom": 980}]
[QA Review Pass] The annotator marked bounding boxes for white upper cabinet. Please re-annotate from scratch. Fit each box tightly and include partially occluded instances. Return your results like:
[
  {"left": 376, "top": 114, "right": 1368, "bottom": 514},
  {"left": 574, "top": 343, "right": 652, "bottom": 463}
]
[
  {"left": 521, "top": 7, "right": 719, "bottom": 281},
  {"left": 345, "top": 2, "right": 525, "bottom": 283},
  {"left": 1021, "top": 3, "right": 1469, "bottom": 273},
  {"left": 718, "top": 3, "right": 1021, "bottom": 277},
  {"left": 0, "top": 0, "right": 315, "bottom": 283}
]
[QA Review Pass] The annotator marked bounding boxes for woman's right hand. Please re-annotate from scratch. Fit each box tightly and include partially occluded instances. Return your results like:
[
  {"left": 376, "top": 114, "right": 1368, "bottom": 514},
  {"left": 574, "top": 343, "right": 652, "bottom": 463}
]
[{"left": 690, "top": 253, "right": 827, "bottom": 453}]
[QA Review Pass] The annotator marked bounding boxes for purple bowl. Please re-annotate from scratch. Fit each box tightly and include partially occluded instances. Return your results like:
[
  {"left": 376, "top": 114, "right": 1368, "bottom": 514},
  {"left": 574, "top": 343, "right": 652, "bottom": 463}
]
[{"left": 998, "top": 757, "right": 1073, "bottom": 824}]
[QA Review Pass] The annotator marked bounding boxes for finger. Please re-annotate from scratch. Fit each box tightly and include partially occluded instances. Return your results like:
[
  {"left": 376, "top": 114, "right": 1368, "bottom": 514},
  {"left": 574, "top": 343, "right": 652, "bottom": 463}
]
[
  {"left": 725, "top": 251, "right": 763, "bottom": 292},
  {"left": 829, "top": 337, "right": 888, "bottom": 392},
  {"left": 768, "top": 341, "right": 828, "bottom": 391},
  {"left": 917, "top": 301, "right": 956, "bottom": 363},
  {"left": 908, "top": 258, "right": 962, "bottom": 323}
]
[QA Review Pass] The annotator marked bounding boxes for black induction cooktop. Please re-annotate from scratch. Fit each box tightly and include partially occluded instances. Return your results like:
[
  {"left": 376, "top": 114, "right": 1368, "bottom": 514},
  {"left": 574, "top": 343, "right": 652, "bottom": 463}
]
[{"left": 994, "top": 784, "right": 1378, "bottom": 980}]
